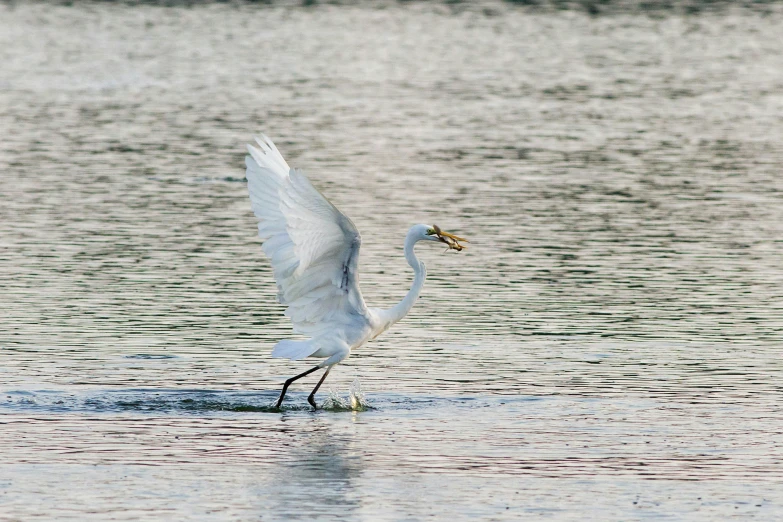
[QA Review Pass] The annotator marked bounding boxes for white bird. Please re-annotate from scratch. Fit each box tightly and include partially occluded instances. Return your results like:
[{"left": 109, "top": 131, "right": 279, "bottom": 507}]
[{"left": 245, "top": 135, "right": 467, "bottom": 409}]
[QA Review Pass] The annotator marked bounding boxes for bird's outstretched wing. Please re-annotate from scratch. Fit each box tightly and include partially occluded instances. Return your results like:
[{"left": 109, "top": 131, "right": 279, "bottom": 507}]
[{"left": 245, "top": 135, "right": 368, "bottom": 337}]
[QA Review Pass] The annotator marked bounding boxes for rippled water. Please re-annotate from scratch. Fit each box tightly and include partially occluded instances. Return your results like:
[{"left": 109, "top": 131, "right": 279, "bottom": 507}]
[{"left": 2, "top": 1, "right": 783, "bottom": 519}]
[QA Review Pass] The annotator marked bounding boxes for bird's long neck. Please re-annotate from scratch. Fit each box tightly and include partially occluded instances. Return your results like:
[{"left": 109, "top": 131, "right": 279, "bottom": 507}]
[{"left": 380, "top": 232, "right": 427, "bottom": 326}]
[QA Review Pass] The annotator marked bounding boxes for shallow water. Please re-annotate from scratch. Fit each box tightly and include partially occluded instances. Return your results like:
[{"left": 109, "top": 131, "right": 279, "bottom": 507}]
[{"left": 2, "top": 1, "right": 783, "bottom": 519}]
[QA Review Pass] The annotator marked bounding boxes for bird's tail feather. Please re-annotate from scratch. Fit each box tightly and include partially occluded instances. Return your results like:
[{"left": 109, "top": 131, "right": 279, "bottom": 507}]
[{"left": 272, "top": 339, "right": 318, "bottom": 361}]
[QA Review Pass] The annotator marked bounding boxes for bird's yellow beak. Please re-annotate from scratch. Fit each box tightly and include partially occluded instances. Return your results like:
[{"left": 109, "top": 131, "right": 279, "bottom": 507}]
[{"left": 433, "top": 225, "right": 468, "bottom": 251}]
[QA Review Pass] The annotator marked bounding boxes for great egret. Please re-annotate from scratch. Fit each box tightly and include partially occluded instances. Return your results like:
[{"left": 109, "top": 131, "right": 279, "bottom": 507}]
[{"left": 245, "top": 135, "right": 467, "bottom": 409}]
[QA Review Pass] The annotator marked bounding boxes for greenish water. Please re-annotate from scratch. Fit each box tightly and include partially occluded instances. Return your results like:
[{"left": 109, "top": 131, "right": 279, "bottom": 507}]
[{"left": 1, "top": 1, "right": 783, "bottom": 520}]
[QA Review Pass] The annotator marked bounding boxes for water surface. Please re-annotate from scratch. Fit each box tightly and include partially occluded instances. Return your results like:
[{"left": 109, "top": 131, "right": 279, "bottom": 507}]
[{"left": 1, "top": 1, "right": 783, "bottom": 519}]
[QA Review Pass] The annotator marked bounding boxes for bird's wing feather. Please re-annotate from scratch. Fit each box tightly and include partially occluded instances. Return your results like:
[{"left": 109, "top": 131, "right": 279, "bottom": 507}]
[{"left": 245, "top": 135, "right": 368, "bottom": 337}]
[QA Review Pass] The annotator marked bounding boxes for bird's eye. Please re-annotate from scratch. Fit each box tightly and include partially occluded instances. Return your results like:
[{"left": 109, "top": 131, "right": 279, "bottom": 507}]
[{"left": 426, "top": 228, "right": 435, "bottom": 235}]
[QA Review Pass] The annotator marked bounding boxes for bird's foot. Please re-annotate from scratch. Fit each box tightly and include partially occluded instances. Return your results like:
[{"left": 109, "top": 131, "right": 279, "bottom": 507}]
[{"left": 307, "top": 395, "right": 318, "bottom": 409}]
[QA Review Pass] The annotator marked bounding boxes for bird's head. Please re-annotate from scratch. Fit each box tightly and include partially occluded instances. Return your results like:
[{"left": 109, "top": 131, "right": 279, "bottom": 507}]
[{"left": 416, "top": 224, "right": 468, "bottom": 251}]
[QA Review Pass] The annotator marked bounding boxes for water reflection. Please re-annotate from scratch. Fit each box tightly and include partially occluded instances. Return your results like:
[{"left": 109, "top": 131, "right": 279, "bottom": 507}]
[{"left": 264, "top": 418, "right": 363, "bottom": 519}]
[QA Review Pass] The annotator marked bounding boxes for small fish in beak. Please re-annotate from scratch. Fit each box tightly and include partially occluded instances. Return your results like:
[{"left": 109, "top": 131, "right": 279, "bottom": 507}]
[{"left": 433, "top": 225, "right": 468, "bottom": 251}]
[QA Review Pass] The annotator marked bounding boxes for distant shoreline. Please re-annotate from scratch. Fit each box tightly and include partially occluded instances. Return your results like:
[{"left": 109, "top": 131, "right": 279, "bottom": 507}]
[{"left": 5, "top": 0, "right": 783, "bottom": 18}]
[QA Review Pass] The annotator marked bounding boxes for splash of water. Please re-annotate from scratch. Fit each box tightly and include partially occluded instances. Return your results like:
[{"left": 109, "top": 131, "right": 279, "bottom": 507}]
[
  {"left": 349, "top": 379, "right": 366, "bottom": 410},
  {"left": 321, "top": 379, "right": 370, "bottom": 411}
]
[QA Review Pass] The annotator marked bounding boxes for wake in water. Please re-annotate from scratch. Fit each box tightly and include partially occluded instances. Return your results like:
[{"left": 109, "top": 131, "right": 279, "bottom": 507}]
[{"left": 1, "top": 382, "right": 461, "bottom": 415}]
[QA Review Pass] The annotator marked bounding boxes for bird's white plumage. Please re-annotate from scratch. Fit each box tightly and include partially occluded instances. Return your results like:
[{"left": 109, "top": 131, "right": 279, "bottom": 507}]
[{"left": 245, "top": 135, "right": 369, "bottom": 362}]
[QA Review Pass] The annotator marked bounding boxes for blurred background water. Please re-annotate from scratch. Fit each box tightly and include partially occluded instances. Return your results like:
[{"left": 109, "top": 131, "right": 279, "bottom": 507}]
[{"left": 1, "top": 1, "right": 783, "bottom": 520}]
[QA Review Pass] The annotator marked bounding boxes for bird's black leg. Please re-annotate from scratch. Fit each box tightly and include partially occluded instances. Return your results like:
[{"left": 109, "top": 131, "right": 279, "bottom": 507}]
[
  {"left": 307, "top": 367, "right": 332, "bottom": 409},
  {"left": 276, "top": 365, "right": 321, "bottom": 409}
]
